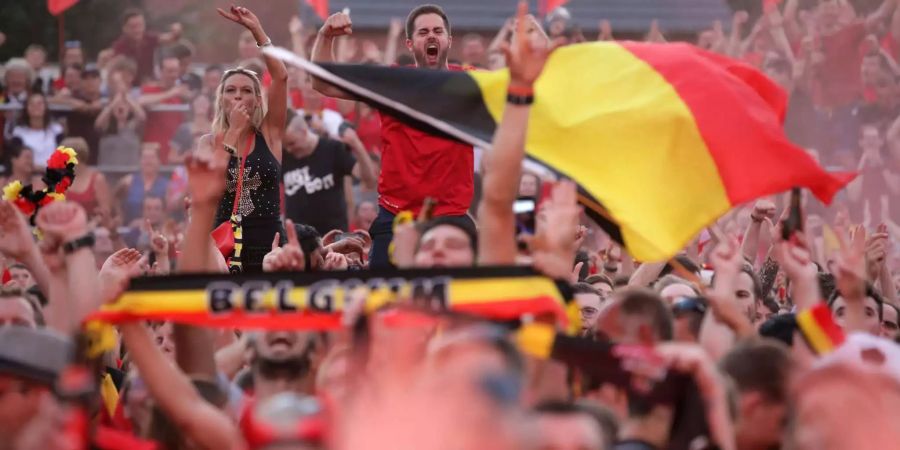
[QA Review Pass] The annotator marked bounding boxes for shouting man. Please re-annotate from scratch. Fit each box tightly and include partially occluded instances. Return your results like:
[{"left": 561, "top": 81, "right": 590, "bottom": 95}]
[{"left": 311, "top": 4, "right": 476, "bottom": 268}]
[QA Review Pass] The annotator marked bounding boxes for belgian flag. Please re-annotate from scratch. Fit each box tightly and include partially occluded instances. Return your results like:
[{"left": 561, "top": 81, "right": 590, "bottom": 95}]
[{"left": 266, "top": 42, "right": 853, "bottom": 262}]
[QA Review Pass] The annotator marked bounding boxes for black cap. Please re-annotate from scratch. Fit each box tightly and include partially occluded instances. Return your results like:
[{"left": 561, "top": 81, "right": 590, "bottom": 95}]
[{"left": 758, "top": 313, "right": 797, "bottom": 347}]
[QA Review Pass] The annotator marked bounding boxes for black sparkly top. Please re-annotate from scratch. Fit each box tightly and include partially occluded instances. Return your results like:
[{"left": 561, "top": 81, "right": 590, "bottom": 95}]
[{"left": 215, "top": 131, "right": 281, "bottom": 224}]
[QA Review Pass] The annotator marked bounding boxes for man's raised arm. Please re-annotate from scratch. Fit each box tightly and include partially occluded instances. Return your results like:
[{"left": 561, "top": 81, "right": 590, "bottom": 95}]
[{"left": 311, "top": 12, "right": 356, "bottom": 100}]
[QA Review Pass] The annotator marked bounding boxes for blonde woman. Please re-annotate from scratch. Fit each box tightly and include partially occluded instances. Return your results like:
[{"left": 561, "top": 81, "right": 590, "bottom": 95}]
[{"left": 196, "top": 5, "right": 287, "bottom": 273}]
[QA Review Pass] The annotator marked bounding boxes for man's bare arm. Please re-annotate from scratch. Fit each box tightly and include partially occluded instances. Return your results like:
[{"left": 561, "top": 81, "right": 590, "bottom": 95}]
[{"left": 311, "top": 12, "right": 356, "bottom": 100}]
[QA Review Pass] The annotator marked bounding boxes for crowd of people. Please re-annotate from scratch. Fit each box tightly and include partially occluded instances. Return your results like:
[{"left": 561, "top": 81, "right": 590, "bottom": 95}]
[{"left": 0, "top": 0, "right": 898, "bottom": 449}]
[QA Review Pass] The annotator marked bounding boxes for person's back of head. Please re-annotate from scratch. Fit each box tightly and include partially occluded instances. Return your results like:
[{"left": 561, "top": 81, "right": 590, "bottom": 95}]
[
  {"left": 787, "top": 363, "right": 900, "bottom": 450},
  {"left": 720, "top": 338, "right": 792, "bottom": 401},
  {"left": 719, "top": 338, "right": 792, "bottom": 450},
  {"left": 533, "top": 400, "right": 615, "bottom": 450},
  {"left": 617, "top": 288, "right": 674, "bottom": 343}
]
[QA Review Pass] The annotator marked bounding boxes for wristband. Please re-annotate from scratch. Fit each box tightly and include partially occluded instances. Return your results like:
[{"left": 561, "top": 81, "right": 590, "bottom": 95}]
[
  {"left": 63, "top": 233, "right": 96, "bottom": 255},
  {"left": 224, "top": 143, "right": 238, "bottom": 156},
  {"left": 256, "top": 38, "right": 273, "bottom": 48},
  {"left": 507, "top": 93, "right": 534, "bottom": 105},
  {"left": 507, "top": 85, "right": 534, "bottom": 96}
]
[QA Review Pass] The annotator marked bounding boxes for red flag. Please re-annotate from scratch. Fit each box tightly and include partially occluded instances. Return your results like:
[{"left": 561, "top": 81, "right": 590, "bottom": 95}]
[
  {"left": 48, "top": 0, "right": 78, "bottom": 15},
  {"left": 306, "top": 0, "right": 328, "bottom": 20},
  {"left": 541, "top": 0, "right": 569, "bottom": 16}
]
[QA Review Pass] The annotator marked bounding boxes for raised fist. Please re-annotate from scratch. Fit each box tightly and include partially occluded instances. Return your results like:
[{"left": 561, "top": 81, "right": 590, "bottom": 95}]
[{"left": 321, "top": 12, "right": 352, "bottom": 38}]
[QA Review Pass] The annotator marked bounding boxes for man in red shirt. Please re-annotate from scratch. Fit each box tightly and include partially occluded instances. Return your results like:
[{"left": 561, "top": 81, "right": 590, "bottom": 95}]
[
  {"left": 111, "top": 8, "right": 183, "bottom": 86},
  {"left": 311, "top": 4, "right": 475, "bottom": 268},
  {"left": 138, "top": 55, "right": 192, "bottom": 164}
]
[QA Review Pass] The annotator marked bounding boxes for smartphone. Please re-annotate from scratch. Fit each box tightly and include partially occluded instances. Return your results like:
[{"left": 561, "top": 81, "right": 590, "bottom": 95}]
[{"left": 514, "top": 197, "right": 537, "bottom": 235}]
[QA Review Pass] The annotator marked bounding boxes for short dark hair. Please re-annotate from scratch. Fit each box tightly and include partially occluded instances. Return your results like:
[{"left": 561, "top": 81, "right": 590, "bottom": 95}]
[
  {"left": 293, "top": 223, "right": 322, "bottom": 270},
  {"left": 710, "top": 263, "right": 763, "bottom": 300},
  {"left": 572, "top": 282, "right": 600, "bottom": 296},
  {"left": 0, "top": 286, "right": 45, "bottom": 326},
  {"left": 168, "top": 42, "right": 195, "bottom": 60},
  {"left": 158, "top": 54, "right": 180, "bottom": 68},
  {"left": 827, "top": 283, "right": 884, "bottom": 321},
  {"left": 574, "top": 251, "right": 590, "bottom": 282},
  {"left": 405, "top": 4, "right": 451, "bottom": 39},
  {"left": 613, "top": 275, "right": 630, "bottom": 288},
  {"left": 817, "top": 272, "right": 836, "bottom": 301},
  {"left": 660, "top": 254, "right": 701, "bottom": 278},
  {"left": 205, "top": 63, "right": 224, "bottom": 74},
  {"left": 618, "top": 288, "right": 674, "bottom": 341},
  {"left": 533, "top": 400, "right": 618, "bottom": 450},
  {"left": 121, "top": 8, "right": 144, "bottom": 26},
  {"left": 719, "top": 338, "right": 792, "bottom": 402},
  {"left": 758, "top": 313, "right": 796, "bottom": 347},
  {"left": 584, "top": 274, "right": 613, "bottom": 290},
  {"left": 417, "top": 216, "right": 478, "bottom": 255}
]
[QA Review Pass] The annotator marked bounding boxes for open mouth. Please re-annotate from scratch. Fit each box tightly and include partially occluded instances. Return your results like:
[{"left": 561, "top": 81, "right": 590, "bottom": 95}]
[
  {"left": 267, "top": 334, "right": 296, "bottom": 351},
  {"left": 426, "top": 43, "right": 439, "bottom": 57}
]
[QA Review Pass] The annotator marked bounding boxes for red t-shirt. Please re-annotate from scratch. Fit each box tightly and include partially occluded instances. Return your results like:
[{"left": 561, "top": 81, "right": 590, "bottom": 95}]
[
  {"left": 345, "top": 107, "right": 382, "bottom": 155},
  {"left": 377, "top": 64, "right": 474, "bottom": 217},
  {"left": 813, "top": 21, "right": 867, "bottom": 108},
  {"left": 112, "top": 33, "right": 160, "bottom": 86},
  {"left": 141, "top": 84, "right": 185, "bottom": 164}
]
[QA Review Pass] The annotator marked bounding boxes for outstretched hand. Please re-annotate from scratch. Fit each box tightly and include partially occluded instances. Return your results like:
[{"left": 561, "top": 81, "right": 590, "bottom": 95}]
[
  {"left": 185, "top": 149, "right": 228, "bottom": 208},
  {"left": 835, "top": 226, "right": 868, "bottom": 301},
  {"left": 526, "top": 180, "right": 581, "bottom": 280},
  {"left": 262, "top": 219, "right": 306, "bottom": 272},
  {"left": 501, "top": 1, "right": 563, "bottom": 88},
  {"left": 216, "top": 5, "right": 262, "bottom": 34},
  {"left": 98, "top": 248, "right": 144, "bottom": 305}
]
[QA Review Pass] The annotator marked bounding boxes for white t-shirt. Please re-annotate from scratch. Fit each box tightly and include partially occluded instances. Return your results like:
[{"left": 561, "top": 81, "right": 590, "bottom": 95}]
[
  {"left": 11, "top": 123, "right": 64, "bottom": 166},
  {"left": 322, "top": 108, "right": 343, "bottom": 139}
]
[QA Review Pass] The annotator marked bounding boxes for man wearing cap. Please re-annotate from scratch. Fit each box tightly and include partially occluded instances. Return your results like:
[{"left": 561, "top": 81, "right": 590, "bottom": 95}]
[{"left": 0, "top": 327, "right": 71, "bottom": 443}]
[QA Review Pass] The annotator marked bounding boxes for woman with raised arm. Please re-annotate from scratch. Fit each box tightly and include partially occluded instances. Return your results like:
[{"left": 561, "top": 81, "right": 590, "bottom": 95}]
[{"left": 202, "top": 5, "right": 288, "bottom": 273}]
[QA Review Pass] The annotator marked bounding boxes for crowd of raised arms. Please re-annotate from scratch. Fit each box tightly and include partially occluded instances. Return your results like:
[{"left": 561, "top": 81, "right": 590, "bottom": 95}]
[{"left": 0, "top": 0, "right": 898, "bottom": 449}]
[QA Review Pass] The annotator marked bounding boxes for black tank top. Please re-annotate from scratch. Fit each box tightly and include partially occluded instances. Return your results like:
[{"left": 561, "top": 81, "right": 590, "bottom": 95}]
[{"left": 216, "top": 131, "right": 281, "bottom": 223}]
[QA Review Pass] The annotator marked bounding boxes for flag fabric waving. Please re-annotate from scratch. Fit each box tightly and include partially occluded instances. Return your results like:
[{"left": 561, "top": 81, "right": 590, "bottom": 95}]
[
  {"left": 48, "top": 0, "right": 78, "bottom": 15},
  {"left": 264, "top": 42, "right": 853, "bottom": 262},
  {"left": 541, "top": 0, "right": 569, "bottom": 15},
  {"left": 305, "top": 0, "right": 329, "bottom": 20}
]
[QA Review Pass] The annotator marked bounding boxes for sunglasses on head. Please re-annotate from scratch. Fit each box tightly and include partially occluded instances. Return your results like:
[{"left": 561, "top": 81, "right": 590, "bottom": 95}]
[{"left": 672, "top": 296, "right": 707, "bottom": 316}]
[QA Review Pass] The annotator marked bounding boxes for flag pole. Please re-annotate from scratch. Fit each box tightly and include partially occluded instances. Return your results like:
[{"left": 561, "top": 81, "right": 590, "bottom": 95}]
[{"left": 57, "top": 13, "right": 65, "bottom": 64}]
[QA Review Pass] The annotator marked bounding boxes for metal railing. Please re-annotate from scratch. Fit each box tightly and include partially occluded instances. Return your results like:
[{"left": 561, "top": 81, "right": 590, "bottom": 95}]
[{"left": 0, "top": 103, "right": 189, "bottom": 113}]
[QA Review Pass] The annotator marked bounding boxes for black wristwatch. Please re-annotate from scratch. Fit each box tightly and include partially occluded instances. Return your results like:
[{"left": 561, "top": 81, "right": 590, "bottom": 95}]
[{"left": 63, "top": 233, "right": 96, "bottom": 254}]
